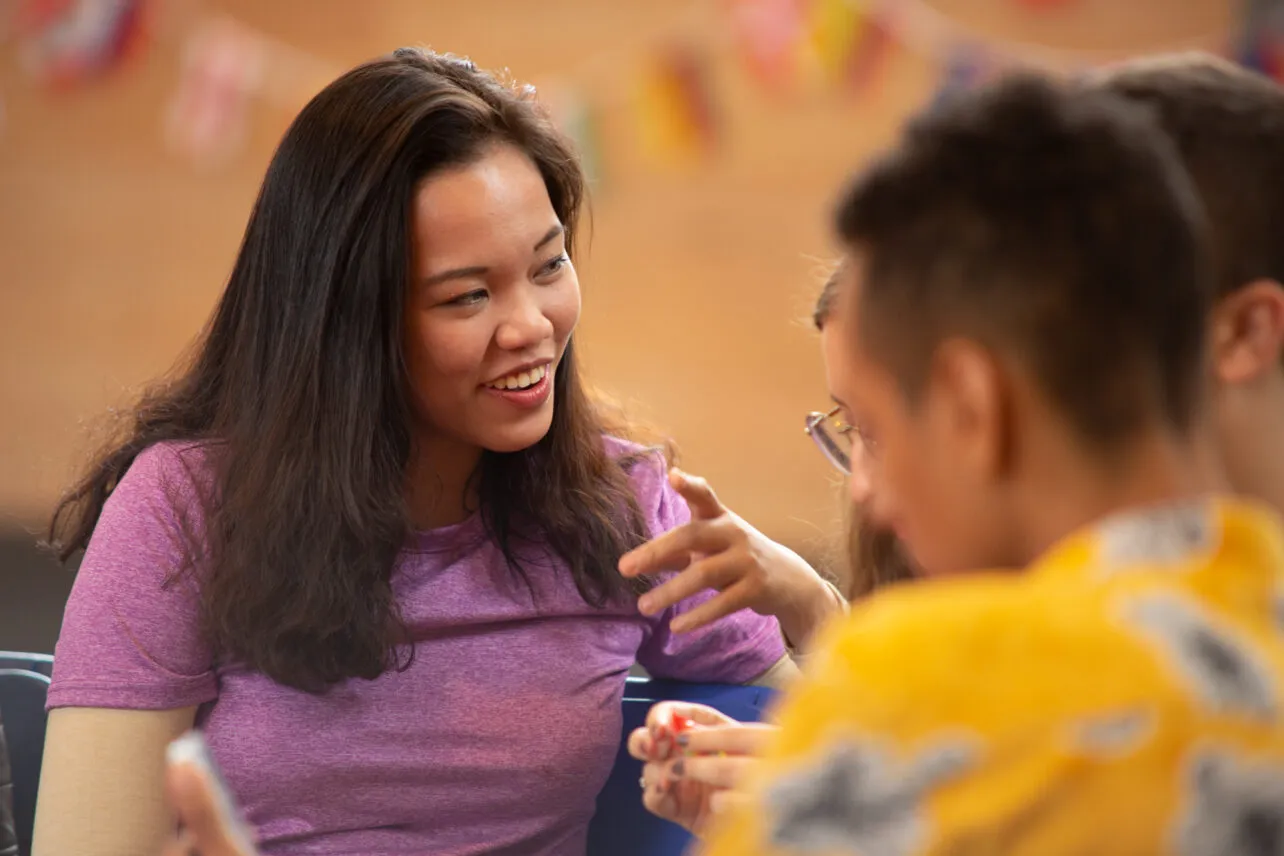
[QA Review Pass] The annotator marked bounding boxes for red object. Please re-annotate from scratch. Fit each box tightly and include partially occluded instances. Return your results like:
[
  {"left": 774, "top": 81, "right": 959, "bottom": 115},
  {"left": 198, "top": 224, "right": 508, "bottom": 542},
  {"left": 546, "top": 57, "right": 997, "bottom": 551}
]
[
  {"left": 671, "top": 715, "right": 696, "bottom": 735},
  {"left": 17, "top": 0, "right": 148, "bottom": 89},
  {"left": 725, "top": 0, "right": 805, "bottom": 92}
]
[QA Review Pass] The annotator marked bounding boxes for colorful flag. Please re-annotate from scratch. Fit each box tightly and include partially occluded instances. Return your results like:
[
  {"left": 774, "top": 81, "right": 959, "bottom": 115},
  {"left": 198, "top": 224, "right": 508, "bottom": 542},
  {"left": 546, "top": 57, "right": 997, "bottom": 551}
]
[
  {"left": 164, "top": 17, "right": 267, "bottom": 167},
  {"left": 795, "top": 0, "right": 892, "bottom": 95},
  {"left": 724, "top": 0, "right": 806, "bottom": 94},
  {"left": 634, "top": 43, "right": 719, "bottom": 167},
  {"left": 16, "top": 0, "right": 146, "bottom": 89},
  {"left": 1236, "top": 0, "right": 1284, "bottom": 80}
]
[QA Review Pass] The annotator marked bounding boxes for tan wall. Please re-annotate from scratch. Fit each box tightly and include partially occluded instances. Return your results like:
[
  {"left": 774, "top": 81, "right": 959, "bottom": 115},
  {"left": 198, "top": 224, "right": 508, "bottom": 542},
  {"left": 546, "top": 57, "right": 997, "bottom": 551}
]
[{"left": 0, "top": 0, "right": 1232, "bottom": 554}]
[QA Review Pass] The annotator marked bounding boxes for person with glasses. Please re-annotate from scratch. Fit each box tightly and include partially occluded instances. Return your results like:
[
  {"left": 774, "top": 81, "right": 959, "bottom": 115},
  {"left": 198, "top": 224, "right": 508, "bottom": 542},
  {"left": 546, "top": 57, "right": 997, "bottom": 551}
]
[{"left": 616, "top": 269, "right": 916, "bottom": 655}]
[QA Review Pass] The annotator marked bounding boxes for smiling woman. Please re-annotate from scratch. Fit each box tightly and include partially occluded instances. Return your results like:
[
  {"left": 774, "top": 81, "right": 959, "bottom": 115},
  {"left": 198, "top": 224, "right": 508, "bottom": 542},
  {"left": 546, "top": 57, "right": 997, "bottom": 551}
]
[{"left": 32, "top": 48, "right": 788, "bottom": 856}]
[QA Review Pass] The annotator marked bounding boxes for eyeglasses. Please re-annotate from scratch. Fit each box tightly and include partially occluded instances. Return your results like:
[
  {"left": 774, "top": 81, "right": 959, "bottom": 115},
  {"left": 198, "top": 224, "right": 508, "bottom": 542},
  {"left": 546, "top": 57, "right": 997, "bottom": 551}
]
[{"left": 805, "top": 406, "right": 862, "bottom": 475}]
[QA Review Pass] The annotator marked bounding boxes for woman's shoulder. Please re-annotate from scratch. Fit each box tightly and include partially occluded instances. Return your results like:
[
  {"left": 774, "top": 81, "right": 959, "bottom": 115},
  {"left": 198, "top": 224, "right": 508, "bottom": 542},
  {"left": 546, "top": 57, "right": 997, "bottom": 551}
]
[
  {"left": 603, "top": 434, "right": 669, "bottom": 485},
  {"left": 601, "top": 434, "right": 684, "bottom": 533},
  {"left": 109, "top": 440, "right": 216, "bottom": 521}
]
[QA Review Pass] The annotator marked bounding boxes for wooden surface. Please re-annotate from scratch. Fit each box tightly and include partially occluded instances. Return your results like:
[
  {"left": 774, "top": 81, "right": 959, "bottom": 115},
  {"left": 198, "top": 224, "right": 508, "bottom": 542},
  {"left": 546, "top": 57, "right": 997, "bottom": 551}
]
[{"left": 0, "top": 0, "right": 1231, "bottom": 555}]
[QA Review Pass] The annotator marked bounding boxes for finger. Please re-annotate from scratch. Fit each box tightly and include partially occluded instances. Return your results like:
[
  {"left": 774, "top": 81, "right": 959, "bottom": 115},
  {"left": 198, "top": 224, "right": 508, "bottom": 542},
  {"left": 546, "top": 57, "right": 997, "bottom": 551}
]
[
  {"left": 637, "top": 552, "right": 744, "bottom": 617},
  {"left": 671, "top": 753, "right": 759, "bottom": 791},
  {"left": 669, "top": 469, "right": 725, "bottom": 520},
  {"left": 669, "top": 580, "right": 755, "bottom": 633},
  {"left": 646, "top": 702, "right": 738, "bottom": 736},
  {"left": 681, "top": 723, "right": 776, "bottom": 757},
  {"left": 619, "top": 522, "right": 725, "bottom": 578},
  {"left": 627, "top": 727, "right": 654, "bottom": 761},
  {"left": 641, "top": 776, "right": 679, "bottom": 822},
  {"left": 166, "top": 763, "right": 244, "bottom": 856}
]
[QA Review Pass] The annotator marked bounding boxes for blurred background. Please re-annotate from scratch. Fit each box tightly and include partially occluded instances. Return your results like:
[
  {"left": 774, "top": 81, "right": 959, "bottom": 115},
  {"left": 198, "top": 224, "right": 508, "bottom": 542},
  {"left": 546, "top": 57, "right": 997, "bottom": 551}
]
[{"left": 0, "top": 0, "right": 1270, "bottom": 652}]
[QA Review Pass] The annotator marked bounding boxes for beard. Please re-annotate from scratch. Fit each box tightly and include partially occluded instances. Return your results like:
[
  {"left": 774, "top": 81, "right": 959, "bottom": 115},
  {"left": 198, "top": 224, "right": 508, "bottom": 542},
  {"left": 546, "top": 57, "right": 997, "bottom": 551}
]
[{"left": 846, "top": 507, "right": 919, "bottom": 600}]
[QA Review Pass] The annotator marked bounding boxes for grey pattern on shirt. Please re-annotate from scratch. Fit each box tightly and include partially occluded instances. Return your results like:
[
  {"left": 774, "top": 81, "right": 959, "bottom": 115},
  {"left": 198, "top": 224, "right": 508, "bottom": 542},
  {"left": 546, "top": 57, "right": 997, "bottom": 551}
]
[
  {"left": 1177, "top": 746, "right": 1284, "bottom": 856},
  {"left": 1096, "top": 501, "right": 1216, "bottom": 571},
  {"left": 1124, "top": 592, "right": 1275, "bottom": 719},
  {"left": 765, "top": 736, "right": 977, "bottom": 855}
]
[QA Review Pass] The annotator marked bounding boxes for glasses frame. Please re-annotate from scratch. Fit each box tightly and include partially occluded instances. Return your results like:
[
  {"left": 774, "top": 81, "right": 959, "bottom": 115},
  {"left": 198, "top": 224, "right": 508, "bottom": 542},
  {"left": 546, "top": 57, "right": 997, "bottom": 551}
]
[{"left": 804, "top": 406, "right": 855, "bottom": 475}]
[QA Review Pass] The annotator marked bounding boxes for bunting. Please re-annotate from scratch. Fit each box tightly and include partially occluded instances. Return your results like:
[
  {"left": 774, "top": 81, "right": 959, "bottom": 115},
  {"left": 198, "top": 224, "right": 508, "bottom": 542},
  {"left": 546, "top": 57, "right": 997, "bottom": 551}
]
[
  {"left": 16, "top": 0, "right": 146, "bottom": 89},
  {"left": 635, "top": 43, "right": 719, "bottom": 167}
]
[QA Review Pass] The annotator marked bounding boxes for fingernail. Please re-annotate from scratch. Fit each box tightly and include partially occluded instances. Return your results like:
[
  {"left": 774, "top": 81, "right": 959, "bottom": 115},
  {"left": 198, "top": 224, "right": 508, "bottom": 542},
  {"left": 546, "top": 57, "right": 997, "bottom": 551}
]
[
  {"left": 672, "top": 759, "right": 685, "bottom": 778},
  {"left": 676, "top": 734, "right": 689, "bottom": 748},
  {"left": 638, "top": 596, "right": 653, "bottom": 614}
]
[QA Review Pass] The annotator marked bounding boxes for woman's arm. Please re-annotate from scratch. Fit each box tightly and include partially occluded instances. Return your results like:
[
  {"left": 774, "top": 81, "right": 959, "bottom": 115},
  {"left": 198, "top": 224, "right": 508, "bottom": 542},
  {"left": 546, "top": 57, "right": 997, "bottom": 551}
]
[
  {"left": 748, "top": 655, "right": 800, "bottom": 688},
  {"left": 33, "top": 706, "right": 197, "bottom": 856}
]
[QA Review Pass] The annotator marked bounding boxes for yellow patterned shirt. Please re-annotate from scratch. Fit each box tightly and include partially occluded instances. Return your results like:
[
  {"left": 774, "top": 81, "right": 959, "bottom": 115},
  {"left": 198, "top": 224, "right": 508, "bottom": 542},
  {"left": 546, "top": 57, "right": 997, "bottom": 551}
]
[{"left": 702, "top": 498, "right": 1284, "bottom": 856}]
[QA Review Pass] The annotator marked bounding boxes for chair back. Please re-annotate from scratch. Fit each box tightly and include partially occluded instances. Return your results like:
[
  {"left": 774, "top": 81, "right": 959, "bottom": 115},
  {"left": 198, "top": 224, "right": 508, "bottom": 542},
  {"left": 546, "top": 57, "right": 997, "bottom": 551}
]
[{"left": 0, "top": 668, "right": 50, "bottom": 856}]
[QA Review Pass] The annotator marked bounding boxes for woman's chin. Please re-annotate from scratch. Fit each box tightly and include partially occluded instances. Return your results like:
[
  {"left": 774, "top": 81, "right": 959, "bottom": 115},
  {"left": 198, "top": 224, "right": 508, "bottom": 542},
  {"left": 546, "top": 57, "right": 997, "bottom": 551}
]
[{"left": 478, "top": 421, "right": 554, "bottom": 455}]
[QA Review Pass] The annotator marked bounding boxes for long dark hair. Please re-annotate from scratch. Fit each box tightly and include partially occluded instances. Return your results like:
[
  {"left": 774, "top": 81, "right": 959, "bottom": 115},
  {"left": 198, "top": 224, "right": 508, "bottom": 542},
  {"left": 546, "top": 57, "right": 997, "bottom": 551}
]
[
  {"left": 845, "top": 506, "right": 917, "bottom": 600},
  {"left": 48, "top": 48, "right": 653, "bottom": 692}
]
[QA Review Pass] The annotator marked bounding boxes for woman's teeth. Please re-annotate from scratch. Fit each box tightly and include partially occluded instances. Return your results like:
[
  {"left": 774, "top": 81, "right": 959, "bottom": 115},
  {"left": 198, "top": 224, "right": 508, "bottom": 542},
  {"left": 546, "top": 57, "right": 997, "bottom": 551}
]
[{"left": 487, "top": 364, "right": 547, "bottom": 391}]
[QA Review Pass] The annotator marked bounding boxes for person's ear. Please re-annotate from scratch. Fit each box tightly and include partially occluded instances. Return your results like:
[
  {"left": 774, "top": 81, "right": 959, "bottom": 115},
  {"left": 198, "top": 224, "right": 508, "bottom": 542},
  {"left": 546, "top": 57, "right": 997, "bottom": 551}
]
[
  {"left": 1209, "top": 280, "right": 1284, "bottom": 384},
  {"left": 930, "top": 338, "right": 1009, "bottom": 481}
]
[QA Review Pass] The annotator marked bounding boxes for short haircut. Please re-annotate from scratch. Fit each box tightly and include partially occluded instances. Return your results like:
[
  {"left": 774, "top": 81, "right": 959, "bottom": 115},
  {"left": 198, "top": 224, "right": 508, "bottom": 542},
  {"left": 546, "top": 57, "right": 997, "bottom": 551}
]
[
  {"left": 1092, "top": 53, "right": 1284, "bottom": 298},
  {"left": 834, "top": 72, "right": 1213, "bottom": 447}
]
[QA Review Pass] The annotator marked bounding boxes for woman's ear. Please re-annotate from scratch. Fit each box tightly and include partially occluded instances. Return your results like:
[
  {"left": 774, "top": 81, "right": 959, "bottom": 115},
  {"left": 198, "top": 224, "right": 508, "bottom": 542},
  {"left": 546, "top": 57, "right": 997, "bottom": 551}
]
[{"left": 1209, "top": 280, "right": 1284, "bottom": 384}]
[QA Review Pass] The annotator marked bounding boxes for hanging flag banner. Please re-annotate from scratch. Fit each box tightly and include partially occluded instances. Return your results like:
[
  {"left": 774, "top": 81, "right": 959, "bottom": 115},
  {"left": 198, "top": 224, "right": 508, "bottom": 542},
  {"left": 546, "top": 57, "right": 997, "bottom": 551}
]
[
  {"left": 164, "top": 16, "right": 267, "bottom": 167},
  {"left": 725, "top": 0, "right": 806, "bottom": 94},
  {"left": 1236, "top": 0, "right": 1284, "bottom": 80},
  {"left": 837, "top": 0, "right": 893, "bottom": 93},
  {"left": 634, "top": 43, "right": 719, "bottom": 168},
  {"left": 803, "top": 0, "right": 860, "bottom": 87},
  {"left": 16, "top": 0, "right": 146, "bottom": 89}
]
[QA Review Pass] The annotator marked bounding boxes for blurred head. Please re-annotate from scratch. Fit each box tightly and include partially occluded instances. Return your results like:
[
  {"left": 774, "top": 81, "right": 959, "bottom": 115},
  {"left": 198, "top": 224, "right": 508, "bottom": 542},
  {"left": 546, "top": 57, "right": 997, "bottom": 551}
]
[
  {"left": 1092, "top": 54, "right": 1284, "bottom": 502},
  {"left": 52, "top": 49, "right": 653, "bottom": 691},
  {"left": 825, "top": 73, "right": 1213, "bottom": 575},
  {"left": 812, "top": 270, "right": 918, "bottom": 596}
]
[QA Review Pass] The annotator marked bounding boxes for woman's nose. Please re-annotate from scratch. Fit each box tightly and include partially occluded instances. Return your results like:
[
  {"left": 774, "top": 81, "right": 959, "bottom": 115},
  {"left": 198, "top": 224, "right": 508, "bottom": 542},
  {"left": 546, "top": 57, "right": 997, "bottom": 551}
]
[{"left": 495, "top": 290, "right": 555, "bottom": 350}]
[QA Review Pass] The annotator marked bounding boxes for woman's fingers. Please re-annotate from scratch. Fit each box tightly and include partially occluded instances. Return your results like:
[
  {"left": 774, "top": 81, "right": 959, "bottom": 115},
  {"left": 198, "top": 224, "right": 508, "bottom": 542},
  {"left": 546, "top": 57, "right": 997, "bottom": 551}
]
[
  {"left": 645, "top": 701, "right": 735, "bottom": 731},
  {"left": 669, "top": 752, "right": 760, "bottom": 791},
  {"left": 681, "top": 722, "right": 776, "bottom": 757},
  {"left": 627, "top": 726, "right": 653, "bottom": 761}
]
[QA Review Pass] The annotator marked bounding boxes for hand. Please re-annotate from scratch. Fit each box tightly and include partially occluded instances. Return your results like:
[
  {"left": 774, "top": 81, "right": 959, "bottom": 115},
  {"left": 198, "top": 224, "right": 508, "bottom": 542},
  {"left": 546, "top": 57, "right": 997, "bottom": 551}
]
[
  {"left": 627, "top": 702, "right": 776, "bottom": 835},
  {"left": 160, "top": 762, "right": 259, "bottom": 856},
  {"left": 619, "top": 468, "right": 843, "bottom": 647}
]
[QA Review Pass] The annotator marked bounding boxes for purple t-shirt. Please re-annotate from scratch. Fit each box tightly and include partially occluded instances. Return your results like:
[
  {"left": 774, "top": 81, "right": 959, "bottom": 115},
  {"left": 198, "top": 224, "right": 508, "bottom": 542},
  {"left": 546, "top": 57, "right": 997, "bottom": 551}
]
[{"left": 48, "top": 440, "right": 785, "bottom": 855}]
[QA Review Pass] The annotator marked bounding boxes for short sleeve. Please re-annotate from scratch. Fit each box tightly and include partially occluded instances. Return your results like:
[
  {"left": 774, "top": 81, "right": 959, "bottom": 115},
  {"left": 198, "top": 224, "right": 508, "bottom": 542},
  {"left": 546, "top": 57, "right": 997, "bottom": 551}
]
[
  {"left": 47, "top": 443, "right": 217, "bottom": 711},
  {"left": 623, "top": 447, "right": 787, "bottom": 683}
]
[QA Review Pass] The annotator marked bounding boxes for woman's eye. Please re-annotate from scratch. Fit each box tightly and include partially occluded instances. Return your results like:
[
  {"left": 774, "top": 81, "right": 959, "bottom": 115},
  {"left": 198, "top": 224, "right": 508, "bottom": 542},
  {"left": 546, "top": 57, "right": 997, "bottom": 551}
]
[
  {"left": 538, "top": 254, "right": 570, "bottom": 277},
  {"left": 448, "top": 289, "right": 488, "bottom": 307}
]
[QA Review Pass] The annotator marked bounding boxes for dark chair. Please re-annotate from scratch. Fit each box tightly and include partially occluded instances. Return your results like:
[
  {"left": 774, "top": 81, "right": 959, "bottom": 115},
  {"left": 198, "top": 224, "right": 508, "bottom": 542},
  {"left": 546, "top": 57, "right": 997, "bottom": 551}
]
[
  {"left": 0, "top": 669, "right": 50, "bottom": 856},
  {"left": 586, "top": 677, "right": 777, "bottom": 856},
  {"left": 0, "top": 655, "right": 52, "bottom": 680}
]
